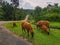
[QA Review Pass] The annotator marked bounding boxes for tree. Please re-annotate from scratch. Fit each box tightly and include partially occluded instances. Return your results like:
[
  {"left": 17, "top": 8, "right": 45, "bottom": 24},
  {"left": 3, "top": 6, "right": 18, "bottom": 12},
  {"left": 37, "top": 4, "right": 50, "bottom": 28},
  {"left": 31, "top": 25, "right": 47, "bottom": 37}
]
[
  {"left": 54, "top": 3, "right": 58, "bottom": 7},
  {"left": 33, "top": 6, "right": 42, "bottom": 22},
  {"left": 11, "top": 0, "right": 19, "bottom": 20},
  {"left": 2, "top": 2, "right": 14, "bottom": 20}
]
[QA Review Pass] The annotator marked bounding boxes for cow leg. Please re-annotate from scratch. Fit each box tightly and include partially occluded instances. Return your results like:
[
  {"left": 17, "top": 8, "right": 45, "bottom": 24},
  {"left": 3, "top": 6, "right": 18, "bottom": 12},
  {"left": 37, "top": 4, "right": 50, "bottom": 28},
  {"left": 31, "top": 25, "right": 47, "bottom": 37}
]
[
  {"left": 47, "top": 24, "right": 50, "bottom": 32},
  {"left": 45, "top": 29, "right": 49, "bottom": 35},
  {"left": 21, "top": 27, "right": 26, "bottom": 36},
  {"left": 47, "top": 32, "right": 49, "bottom": 35},
  {"left": 31, "top": 32, "right": 34, "bottom": 38},
  {"left": 36, "top": 26, "right": 40, "bottom": 30},
  {"left": 27, "top": 30, "right": 29, "bottom": 37},
  {"left": 22, "top": 27, "right": 25, "bottom": 33}
]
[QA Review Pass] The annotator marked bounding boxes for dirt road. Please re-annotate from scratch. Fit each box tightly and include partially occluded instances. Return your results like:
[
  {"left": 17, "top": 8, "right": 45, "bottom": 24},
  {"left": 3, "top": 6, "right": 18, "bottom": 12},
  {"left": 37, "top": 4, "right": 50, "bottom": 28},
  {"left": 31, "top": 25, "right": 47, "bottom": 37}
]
[{"left": 0, "top": 21, "right": 32, "bottom": 45}]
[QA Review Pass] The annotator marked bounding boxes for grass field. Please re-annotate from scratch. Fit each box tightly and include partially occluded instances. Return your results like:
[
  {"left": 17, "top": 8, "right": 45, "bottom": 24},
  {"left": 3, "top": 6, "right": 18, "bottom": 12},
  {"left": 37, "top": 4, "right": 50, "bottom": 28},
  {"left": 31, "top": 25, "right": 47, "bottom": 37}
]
[
  {"left": 50, "top": 22, "right": 60, "bottom": 27},
  {"left": 4, "top": 22, "right": 60, "bottom": 45}
]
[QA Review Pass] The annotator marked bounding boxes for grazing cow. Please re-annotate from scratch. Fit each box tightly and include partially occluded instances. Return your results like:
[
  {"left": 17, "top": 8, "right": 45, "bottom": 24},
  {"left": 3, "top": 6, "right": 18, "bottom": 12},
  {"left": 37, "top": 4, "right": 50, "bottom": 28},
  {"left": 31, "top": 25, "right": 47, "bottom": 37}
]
[
  {"left": 36, "top": 20, "right": 50, "bottom": 35},
  {"left": 41, "top": 25, "right": 49, "bottom": 35},
  {"left": 13, "top": 22, "right": 17, "bottom": 27},
  {"left": 36, "top": 20, "right": 50, "bottom": 30},
  {"left": 21, "top": 21, "right": 34, "bottom": 38}
]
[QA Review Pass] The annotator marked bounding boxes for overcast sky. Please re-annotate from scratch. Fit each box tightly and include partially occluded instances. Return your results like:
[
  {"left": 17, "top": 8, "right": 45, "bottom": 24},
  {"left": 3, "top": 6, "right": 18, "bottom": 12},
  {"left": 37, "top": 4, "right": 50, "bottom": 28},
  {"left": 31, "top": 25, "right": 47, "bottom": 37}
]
[{"left": 5, "top": 0, "right": 60, "bottom": 9}]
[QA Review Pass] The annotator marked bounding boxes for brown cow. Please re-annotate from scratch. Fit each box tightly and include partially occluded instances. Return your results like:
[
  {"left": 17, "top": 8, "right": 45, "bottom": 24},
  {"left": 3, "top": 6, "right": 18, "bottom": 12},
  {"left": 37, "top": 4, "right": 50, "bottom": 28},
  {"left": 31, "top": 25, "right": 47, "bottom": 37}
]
[
  {"left": 21, "top": 21, "right": 34, "bottom": 38},
  {"left": 36, "top": 20, "right": 49, "bottom": 28},
  {"left": 41, "top": 25, "right": 49, "bottom": 35},
  {"left": 13, "top": 22, "right": 17, "bottom": 27},
  {"left": 36, "top": 20, "right": 50, "bottom": 35},
  {"left": 36, "top": 20, "right": 50, "bottom": 30}
]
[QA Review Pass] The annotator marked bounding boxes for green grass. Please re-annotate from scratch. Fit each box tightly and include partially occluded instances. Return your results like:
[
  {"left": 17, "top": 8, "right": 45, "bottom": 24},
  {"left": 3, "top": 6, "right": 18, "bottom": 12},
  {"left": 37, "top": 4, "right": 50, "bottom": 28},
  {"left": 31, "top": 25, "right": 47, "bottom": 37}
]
[
  {"left": 50, "top": 22, "right": 60, "bottom": 27},
  {"left": 4, "top": 22, "right": 60, "bottom": 45}
]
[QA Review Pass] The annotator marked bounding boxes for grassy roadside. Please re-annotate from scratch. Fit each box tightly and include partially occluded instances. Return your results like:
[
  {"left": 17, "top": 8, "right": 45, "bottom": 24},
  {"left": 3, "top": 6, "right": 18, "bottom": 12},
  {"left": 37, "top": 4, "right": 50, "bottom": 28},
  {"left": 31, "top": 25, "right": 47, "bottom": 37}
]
[
  {"left": 4, "top": 22, "right": 60, "bottom": 45},
  {"left": 50, "top": 22, "right": 60, "bottom": 27}
]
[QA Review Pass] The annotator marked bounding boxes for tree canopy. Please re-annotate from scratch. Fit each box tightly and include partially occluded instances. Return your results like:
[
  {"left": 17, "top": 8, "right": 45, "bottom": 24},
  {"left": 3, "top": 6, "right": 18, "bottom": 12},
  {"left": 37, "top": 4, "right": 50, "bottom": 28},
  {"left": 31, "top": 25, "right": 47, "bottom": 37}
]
[{"left": 0, "top": 3, "right": 60, "bottom": 22}]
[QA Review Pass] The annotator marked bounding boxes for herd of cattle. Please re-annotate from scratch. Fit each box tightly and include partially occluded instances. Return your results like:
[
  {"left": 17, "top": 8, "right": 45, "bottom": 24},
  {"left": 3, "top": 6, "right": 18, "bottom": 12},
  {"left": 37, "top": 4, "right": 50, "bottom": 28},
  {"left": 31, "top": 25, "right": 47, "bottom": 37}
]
[{"left": 13, "top": 20, "right": 50, "bottom": 38}]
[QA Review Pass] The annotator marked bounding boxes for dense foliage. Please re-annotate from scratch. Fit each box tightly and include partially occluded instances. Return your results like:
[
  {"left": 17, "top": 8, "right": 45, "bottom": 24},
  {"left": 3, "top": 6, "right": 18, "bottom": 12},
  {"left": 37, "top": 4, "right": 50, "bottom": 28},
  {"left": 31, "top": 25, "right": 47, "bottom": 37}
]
[{"left": 0, "top": 3, "right": 60, "bottom": 22}]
